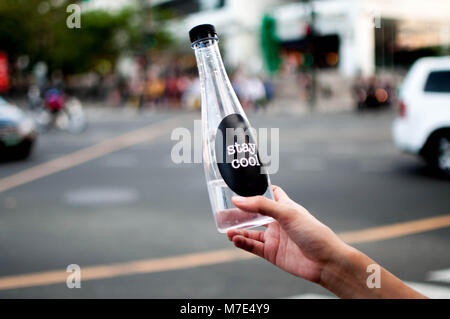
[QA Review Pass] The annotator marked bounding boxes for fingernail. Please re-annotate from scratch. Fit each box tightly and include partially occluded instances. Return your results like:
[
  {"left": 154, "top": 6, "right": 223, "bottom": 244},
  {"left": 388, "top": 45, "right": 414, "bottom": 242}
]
[{"left": 232, "top": 196, "right": 247, "bottom": 204}]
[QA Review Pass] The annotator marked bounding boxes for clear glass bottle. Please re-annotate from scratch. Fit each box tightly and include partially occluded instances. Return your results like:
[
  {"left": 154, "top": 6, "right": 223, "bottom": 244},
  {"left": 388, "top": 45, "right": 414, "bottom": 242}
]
[{"left": 190, "top": 24, "right": 274, "bottom": 233}]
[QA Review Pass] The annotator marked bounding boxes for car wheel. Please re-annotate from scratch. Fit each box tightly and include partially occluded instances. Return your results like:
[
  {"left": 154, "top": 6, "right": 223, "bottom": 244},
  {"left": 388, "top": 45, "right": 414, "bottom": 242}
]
[
  {"left": 16, "top": 140, "right": 34, "bottom": 160},
  {"left": 427, "top": 134, "right": 450, "bottom": 177}
]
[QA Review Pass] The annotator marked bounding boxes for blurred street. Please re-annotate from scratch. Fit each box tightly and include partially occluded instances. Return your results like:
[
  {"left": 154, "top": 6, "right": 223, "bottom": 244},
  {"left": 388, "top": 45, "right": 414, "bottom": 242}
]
[{"left": 0, "top": 107, "right": 449, "bottom": 298}]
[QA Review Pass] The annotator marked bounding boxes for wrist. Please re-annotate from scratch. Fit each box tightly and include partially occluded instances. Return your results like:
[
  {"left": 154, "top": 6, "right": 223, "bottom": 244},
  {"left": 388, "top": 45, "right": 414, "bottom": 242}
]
[
  {"left": 318, "top": 242, "right": 371, "bottom": 298},
  {"left": 319, "top": 243, "right": 428, "bottom": 299}
]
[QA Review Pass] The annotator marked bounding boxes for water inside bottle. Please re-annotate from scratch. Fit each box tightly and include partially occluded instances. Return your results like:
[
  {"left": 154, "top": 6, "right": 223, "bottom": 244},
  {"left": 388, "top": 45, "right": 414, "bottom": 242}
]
[{"left": 207, "top": 179, "right": 274, "bottom": 233}]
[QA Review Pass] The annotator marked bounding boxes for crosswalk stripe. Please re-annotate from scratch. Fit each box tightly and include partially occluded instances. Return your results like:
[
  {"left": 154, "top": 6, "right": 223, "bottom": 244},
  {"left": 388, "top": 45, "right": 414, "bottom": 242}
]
[
  {"left": 405, "top": 281, "right": 450, "bottom": 299},
  {"left": 285, "top": 282, "right": 450, "bottom": 299},
  {"left": 427, "top": 268, "right": 450, "bottom": 283}
]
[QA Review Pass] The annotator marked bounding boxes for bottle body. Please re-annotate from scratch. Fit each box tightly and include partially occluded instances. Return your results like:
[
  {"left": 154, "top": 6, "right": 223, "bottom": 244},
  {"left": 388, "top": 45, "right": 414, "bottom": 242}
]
[{"left": 193, "top": 37, "right": 274, "bottom": 233}]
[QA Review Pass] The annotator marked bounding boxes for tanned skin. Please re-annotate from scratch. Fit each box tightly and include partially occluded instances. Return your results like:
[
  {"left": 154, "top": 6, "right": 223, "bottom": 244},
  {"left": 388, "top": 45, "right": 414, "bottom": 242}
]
[{"left": 227, "top": 186, "right": 427, "bottom": 299}]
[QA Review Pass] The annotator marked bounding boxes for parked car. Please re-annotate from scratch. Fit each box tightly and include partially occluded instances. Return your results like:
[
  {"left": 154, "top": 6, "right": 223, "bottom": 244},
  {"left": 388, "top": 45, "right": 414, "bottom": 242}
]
[
  {"left": 0, "top": 97, "right": 37, "bottom": 160},
  {"left": 393, "top": 57, "right": 450, "bottom": 177}
]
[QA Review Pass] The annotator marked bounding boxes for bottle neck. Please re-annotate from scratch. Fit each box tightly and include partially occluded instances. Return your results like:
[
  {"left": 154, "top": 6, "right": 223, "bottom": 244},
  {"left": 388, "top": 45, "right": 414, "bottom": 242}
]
[{"left": 193, "top": 39, "right": 238, "bottom": 118}]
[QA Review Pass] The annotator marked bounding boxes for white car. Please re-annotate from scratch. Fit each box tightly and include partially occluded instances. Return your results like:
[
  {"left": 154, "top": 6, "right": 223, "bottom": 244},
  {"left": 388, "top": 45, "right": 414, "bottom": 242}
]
[
  {"left": 0, "top": 97, "right": 37, "bottom": 160},
  {"left": 393, "top": 57, "right": 450, "bottom": 177}
]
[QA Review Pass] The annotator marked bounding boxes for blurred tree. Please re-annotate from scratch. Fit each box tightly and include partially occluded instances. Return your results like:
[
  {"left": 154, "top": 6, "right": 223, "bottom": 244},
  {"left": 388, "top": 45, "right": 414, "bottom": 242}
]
[
  {"left": 0, "top": 0, "right": 173, "bottom": 75},
  {"left": 51, "top": 7, "right": 143, "bottom": 74}
]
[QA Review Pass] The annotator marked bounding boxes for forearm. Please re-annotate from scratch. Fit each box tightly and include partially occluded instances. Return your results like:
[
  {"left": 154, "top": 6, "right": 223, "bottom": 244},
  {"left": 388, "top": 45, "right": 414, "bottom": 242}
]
[{"left": 319, "top": 244, "right": 427, "bottom": 299}]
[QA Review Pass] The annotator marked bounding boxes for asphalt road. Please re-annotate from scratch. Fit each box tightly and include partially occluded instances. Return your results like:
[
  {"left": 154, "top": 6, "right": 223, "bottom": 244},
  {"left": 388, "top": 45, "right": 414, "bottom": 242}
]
[{"left": 0, "top": 107, "right": 449, "bottom": 298}]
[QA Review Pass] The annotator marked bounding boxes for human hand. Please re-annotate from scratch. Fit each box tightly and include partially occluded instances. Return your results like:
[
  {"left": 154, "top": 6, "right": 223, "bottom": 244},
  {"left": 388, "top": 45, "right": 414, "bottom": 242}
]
[
  {"left": 228, "top": 186, "right": 427, "bottom": 299},
  {"left": 227, "top": 186, "right": 348, "bottom": 284}
]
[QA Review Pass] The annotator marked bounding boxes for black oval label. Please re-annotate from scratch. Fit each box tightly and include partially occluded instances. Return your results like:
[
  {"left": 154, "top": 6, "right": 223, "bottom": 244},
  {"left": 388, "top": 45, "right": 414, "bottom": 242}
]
[{"left": 215, "top": 114, "right": 268, "bottom": 197}]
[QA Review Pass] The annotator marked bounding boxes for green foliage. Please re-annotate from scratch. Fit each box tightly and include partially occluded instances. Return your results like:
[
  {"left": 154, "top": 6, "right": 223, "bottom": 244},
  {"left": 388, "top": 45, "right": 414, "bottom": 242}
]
[{"left": 0, "top": 0, "right": 173, "bottom": 74}]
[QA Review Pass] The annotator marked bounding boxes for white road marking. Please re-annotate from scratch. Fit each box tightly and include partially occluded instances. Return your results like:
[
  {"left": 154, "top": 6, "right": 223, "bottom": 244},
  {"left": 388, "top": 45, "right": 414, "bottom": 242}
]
[
  {"left": 405, "top": 281, "right": 450, "bottom": 299},
  {"left": 63, "top": 187, "right": 140, "bottom": 207},
  {"left": 285, "top": 281, "right": 450, "bottom": 299},
  {"left": 427, "top": 268, "right": 450, "bottom": 283},
  {"left": 101, "top": 154, "right": 139, "bottom": 168}
]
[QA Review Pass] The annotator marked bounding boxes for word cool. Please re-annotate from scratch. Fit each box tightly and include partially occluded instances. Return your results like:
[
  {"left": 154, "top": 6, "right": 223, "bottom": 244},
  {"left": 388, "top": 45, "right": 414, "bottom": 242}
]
[{"left": 227, "top": 142, "right": 261, "bottom": 169}]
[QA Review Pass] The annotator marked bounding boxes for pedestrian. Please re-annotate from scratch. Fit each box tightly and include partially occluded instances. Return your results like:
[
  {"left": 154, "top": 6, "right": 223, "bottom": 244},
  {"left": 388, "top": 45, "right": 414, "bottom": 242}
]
[
  {"left": 145, "top": 71, "right": 165, "bottom": 109},
  {"left": 227, "top": 185, "right": 427, "bottom": 299}
]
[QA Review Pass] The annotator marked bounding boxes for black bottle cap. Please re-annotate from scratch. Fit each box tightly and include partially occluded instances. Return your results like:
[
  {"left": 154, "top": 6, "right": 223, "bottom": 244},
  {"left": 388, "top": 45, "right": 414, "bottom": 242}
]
[{"left": 189, "top": 24, "right": 217, "bottom": 44}]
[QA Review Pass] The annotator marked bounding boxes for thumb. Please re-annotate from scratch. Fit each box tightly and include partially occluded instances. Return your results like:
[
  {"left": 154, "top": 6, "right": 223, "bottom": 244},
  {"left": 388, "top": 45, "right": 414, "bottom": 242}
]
[
  {"left": 272, "top": 185, "right": 293, "bottom": 204},
  {"left": 232, "top": 195, "right": 295, "bottom": 223}
]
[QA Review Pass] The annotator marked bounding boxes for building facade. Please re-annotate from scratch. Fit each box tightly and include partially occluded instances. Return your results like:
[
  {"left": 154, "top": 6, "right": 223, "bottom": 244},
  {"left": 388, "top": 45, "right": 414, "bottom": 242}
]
[{"left": 161, "top": 0, "right": 450, "bottom": 77}]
